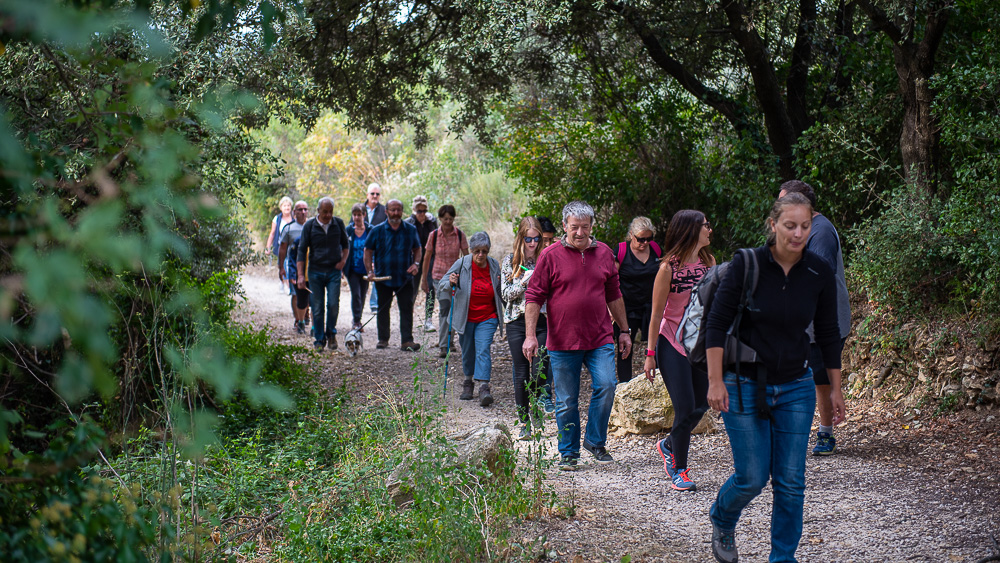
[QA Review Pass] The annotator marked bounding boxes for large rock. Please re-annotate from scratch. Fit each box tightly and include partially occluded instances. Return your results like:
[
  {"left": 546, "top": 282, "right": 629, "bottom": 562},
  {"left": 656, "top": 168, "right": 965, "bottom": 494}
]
[
  {"left": 386, "top": 422, "right": 513, "bottom": 508},
  {"left": 608, "top": 373, "right": 717, "bottom": 436}
]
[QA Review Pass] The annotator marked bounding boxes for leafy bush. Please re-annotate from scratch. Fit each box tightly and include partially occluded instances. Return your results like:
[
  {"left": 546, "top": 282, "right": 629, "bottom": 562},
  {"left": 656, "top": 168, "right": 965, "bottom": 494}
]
[{"left": 1, "top": 422, "right": 166, "bottom": 561}]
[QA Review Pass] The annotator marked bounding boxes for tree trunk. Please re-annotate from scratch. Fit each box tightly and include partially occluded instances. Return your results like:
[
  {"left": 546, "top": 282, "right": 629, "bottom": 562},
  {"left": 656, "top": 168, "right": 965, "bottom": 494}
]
[{"left": 858, "top": 0, "right": 951, "bottom": 198}]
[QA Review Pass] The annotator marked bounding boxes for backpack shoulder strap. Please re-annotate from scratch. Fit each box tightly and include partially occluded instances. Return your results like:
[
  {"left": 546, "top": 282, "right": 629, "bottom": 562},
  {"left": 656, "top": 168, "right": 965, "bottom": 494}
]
[
  {"left": 617, "top": 242, "right": 627, "bottom": 263},
  {"left": 650, "top": 241, "right": 662, "bottom": 258}
]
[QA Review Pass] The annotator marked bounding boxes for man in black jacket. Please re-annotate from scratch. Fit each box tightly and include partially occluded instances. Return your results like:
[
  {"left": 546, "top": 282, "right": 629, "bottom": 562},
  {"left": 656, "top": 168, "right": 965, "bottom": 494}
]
[
  {"left": 405, "top": 195, "right": 438, "bottom": 331},
  {"left": 297, "top": 197, "right": 349, "bottom": 351},
  {"left": 364, "top": 183, "right": 387, "bottom": 314}
]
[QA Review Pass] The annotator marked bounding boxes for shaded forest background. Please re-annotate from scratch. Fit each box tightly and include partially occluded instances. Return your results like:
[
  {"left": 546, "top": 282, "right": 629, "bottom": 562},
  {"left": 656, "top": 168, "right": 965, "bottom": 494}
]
[{"left": 1, "top": 0, "right": 999, "bottom": 559}]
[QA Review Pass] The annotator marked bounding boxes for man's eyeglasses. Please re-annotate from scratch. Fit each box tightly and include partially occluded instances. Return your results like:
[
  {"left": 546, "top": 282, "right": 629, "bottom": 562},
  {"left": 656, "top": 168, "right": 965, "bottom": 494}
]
[
  {"left": 524, "top": 236, "right": 542, "bottom": 243},
  {"left": 368, "top": 192, "right": 380, "bottom": 196},
  {"left": 634, "top": 236, "right": 654, "bottom": 243}
]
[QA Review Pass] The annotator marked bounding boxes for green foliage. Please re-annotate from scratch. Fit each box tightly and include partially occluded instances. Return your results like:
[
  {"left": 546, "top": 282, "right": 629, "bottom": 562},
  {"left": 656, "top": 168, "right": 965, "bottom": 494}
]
[
  {"left": 110, "top": 373, "right": 552, "bottom": 561},
  {"left": 0, "top": 421, "right": 165, "bottom": 561}
]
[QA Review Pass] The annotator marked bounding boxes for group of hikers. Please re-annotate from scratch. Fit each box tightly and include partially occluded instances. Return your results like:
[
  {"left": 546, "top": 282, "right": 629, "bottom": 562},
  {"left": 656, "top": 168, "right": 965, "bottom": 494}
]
[{"left": 266, "top": 179, "right": 851, "bottom": 563}]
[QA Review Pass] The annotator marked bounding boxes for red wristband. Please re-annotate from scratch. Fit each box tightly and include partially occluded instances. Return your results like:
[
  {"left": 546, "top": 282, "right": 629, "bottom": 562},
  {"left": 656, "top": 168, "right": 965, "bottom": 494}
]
[{"left": 646, "top": 349, "right": 655, "bottom": 357}]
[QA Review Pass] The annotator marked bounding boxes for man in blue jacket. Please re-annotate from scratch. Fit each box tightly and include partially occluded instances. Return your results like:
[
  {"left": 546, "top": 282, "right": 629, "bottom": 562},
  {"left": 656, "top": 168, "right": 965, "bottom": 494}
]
[{"left": 297, "top": 197, "right": 349, "bottom": 351}]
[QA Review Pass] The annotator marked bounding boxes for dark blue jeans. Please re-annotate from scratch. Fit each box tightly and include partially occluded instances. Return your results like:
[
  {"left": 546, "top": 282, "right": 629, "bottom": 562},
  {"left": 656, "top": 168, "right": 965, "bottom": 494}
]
[
  {"left": 308, "top": 269, "right": 342, "bottom": 347},
  {"left": 710, "top": 371, "right": 816, "bottom": 563}
]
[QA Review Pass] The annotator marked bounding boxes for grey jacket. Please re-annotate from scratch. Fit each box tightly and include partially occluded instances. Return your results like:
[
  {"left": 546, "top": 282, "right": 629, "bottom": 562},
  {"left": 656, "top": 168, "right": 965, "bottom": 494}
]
[{"left": 438, "top": 255, "right": 504, "bottom": 337}]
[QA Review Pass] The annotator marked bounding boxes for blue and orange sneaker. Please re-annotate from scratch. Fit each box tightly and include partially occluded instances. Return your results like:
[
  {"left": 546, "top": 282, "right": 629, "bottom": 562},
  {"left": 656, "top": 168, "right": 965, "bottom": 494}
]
[
  {"left": 671, "top": 468, "right": 696, "bottom": 491},
  {"left": 656, "top": 438, "right": 678, "bottom": 479}
]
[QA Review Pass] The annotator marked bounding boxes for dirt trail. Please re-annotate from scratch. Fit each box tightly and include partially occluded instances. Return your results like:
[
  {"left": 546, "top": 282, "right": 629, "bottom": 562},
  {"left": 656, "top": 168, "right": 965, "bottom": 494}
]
[{"left": 236, "top": 267, "right": 1000, "bottom": 563}]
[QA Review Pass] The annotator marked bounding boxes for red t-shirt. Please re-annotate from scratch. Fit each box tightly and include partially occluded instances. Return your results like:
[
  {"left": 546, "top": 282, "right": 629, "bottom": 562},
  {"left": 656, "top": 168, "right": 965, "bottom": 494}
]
[{"left": 467, "top": 262, "right": 498, "bottom": 323}]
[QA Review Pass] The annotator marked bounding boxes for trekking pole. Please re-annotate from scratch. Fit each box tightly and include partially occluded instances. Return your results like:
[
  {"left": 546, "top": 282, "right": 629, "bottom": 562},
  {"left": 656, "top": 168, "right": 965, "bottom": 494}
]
[{"left": 443, "top": 283, "right": 457, "bottom": 401}]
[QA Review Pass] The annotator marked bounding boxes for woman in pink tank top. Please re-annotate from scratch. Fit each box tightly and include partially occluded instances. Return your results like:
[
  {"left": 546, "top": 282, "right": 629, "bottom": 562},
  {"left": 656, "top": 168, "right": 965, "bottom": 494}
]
[{"left": 642, "top": 210, "right": 715, "bottom": 492}]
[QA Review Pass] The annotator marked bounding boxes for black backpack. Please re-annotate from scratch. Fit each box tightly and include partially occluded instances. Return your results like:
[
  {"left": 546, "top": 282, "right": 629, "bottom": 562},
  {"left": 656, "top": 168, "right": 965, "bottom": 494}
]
[{"left": 675, "top": 248, "right": 760, "bottom": 371}]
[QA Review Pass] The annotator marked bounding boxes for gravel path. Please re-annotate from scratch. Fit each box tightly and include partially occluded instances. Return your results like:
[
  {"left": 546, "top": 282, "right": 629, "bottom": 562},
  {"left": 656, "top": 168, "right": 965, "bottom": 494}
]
[{"left": 236, "top": 267, "right": 1000, "bottom": 562}]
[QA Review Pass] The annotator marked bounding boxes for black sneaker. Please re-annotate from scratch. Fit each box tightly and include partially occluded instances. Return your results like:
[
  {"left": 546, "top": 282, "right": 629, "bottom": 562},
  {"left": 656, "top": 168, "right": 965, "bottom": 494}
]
[
  {"left": 313, "top": 342, "right": 325, "bottom": 351},
  {"left": 328, "top": 337, "right": 338, "bottom": 351},
  {"left": 711, "top": 523, "right": 738, "bottom": 563},
  {"left": 558, "top": 456, "right": 578, "bottom": 471},
  {"left": 582, "top": 441, "right": 614, "bottom": 465}
]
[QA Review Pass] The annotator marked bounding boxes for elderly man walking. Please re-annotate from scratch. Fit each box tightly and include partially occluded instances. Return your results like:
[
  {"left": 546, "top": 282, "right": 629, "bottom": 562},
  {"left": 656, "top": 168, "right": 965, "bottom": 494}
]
[
  {"left": 296, "top": 197, "right": 349, "bottom": 351},
  {"left": 523, "top": 201, "right": 632, "bottom": 471},
  {"left": 364, "top": 199, "right": 423, "bottom": 351}
]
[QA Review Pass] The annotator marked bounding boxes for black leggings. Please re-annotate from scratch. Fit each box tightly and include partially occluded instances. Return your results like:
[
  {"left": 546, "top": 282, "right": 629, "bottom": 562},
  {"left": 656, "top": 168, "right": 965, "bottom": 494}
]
[
  {"left": 613, "top": 316, "right": 645, "bottom": 383},
  {"left": 657, "top": 334, "right": 709, "bottom": 469},
  {"left": 506, "top": 315, "right": 549, "bottom": 423}
]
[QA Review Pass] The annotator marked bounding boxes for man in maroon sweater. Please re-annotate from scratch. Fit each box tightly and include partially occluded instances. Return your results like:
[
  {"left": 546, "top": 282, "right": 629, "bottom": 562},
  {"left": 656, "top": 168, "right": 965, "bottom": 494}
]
[{"left": 523, "top": 201, "right": 632, "bottom": 471}]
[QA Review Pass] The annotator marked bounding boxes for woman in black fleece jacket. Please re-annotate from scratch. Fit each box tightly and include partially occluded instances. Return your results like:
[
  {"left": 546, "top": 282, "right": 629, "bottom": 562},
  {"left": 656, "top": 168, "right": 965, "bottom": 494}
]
[{"left": 704, "top": 192, "right": 845, "bottom": 563}]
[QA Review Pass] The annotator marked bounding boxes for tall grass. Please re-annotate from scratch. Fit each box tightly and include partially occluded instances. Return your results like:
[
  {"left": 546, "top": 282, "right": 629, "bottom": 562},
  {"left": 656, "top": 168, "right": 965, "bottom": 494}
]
[{"left": 103, "top": 327, "right": 555, "bottom": 561}]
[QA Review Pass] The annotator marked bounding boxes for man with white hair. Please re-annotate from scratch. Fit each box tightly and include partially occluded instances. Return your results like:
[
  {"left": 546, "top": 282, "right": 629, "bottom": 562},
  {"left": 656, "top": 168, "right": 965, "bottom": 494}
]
[
  {"left": 364, "top": 182, "right": 387, "bottom": 314},
  {"left": 523, "top": 201, "right": 632, "bottom": 470},
  {"left": 296, "top": 197, "right": 349, "bottom": 351},
  {"left": 364, "top": 198, "right": 423, "bottom": 351}
]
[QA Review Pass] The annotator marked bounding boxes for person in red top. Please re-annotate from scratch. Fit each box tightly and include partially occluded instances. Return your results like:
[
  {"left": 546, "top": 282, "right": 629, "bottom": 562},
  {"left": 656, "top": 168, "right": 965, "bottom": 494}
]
[
  {"left": 441, "top": 231, "right": 504, "bottom": 406},
  {"left": 523, "top": 201, "right": 632, "bottom": 470}
]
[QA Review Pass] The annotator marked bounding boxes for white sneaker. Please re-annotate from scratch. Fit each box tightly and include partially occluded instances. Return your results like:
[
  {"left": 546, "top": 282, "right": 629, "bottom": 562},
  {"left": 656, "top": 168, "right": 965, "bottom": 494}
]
[{"left": 424, "top": 319, "right": 436, "bottom": 332}]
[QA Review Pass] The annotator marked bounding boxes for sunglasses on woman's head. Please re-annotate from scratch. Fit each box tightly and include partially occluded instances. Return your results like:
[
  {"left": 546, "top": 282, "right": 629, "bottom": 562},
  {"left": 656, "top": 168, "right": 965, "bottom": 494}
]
[
  {"left": 524, "top": 236, "right": 542, "bottom": 243},
  {"left": 634, "top": 236, "right": 654, "bottom": 243}
]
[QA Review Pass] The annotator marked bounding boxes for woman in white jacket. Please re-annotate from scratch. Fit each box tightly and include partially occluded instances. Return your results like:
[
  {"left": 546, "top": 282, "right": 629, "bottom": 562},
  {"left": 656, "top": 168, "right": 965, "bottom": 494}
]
[{"left": 440, "top": 231, "right": 504, "bottom": 407}]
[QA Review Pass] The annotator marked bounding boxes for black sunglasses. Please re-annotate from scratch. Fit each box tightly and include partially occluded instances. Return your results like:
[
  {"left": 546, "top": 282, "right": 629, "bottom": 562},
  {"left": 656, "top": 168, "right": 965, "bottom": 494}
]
[
  {"left": 634, "top": 236, "right": 654, "bottom": 243},
  {"left": 415, "top": 209, "right": 428, "bottom": 214},
  {"left": 524, "top": 236, "right": 542, "bottom": 243}
]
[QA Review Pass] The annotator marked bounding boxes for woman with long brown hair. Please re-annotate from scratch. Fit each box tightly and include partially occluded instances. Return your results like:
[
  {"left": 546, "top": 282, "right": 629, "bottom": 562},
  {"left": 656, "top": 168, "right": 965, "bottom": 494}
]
[
  {"left": 643, "top": 209, "right": 715, "bottom": 492},
  {"left": 501, "top": 216, "right": 549, "bottom": 440}
]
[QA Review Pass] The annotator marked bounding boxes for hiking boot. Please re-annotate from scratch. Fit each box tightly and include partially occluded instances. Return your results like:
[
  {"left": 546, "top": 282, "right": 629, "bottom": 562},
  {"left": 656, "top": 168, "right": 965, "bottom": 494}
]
[
  {"left": 812, "top": 432, "right": 837, "bottom": 456},
  {"left": 558, "top": 456, "right": 578, "bottom": 471},
  {"left": 438, "top": 347, "right": 448, "bottom": 359},
  {"left": 517, "top": 424, "right": 531, "bottom": 441},
  {"left": 459, "top": 379, "right": 475, "bottom": 400},
  {"left": 478, "top": 383, "right": 493, "bottom": 407},
  {"left": 670, "top": 468, "right": 697, "bottom": 491},
  {"left": 401, "top": 341, "right": 421, "bottom": 352},
  {"left": 582, "top": 441, "right": 614, "bottom": 465},
  {"left": 424, "top": 319, "right": 436, "bottom": 332},
  {"left": 711, "top": 523, "right": 738, "bottom": 563},
  {"left": 376, "top": 340, "right": 389, "bottom": 349},
  {"left": 352, "top": 321, "right": 362, "bottom": 331},
  {"left": 313, "top": 342, "right": 325, "bottom": 351},
  {"left": 328, "top": 337, "right": 338, "bottom": 351},
  {"left": 296, "top": 321, "right": 305, "bottom": 334},
  {"left": 540, "top": 392, "right": 555, "bottom": 414},
  {"left": 657, "top": 438, "right": 678, "bottom": 479}
]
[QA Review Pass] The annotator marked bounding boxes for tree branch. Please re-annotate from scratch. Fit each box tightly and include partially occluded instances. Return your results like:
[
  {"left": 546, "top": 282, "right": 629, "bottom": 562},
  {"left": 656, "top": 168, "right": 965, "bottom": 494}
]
[
  {"left": 605, "top": 2, "right": 745, "bottom": 131},
  {"left": 854, "top": 0, "right": 903, "bottom": 44}
]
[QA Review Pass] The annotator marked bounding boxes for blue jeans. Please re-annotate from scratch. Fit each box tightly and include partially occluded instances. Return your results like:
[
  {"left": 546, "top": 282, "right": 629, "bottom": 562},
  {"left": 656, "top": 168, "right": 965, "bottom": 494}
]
[
  {"left": 308, "top": 269, "right": 342, "bottom": 347},
  {"left": 458, "top": 317, "right": 499, "bottom": 382},
  {"left": 710, "top": 371, "right": 816, "bottom": 563},
  {"left": 548, "top": 344, "right": 617, "bottom": 458}
]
